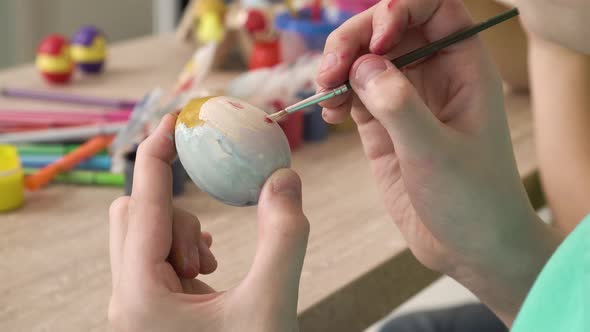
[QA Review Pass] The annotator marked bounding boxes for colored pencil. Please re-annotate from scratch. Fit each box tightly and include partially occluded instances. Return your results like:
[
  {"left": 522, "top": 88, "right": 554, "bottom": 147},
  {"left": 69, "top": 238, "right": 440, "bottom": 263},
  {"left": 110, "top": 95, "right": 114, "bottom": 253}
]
[
  {"left": 23, "top": 168, "right": 124, "bottom": 187},
  {"left": 20, "top": 154, "right": 111, "bottom": 171},
  {"left": 1, "top": 87, "right": 137, "bottom": 109},
  {"left": 16, "top": 143, "right": 108, "bottom": 156},
  {"left": 0, "top": 109, "right": 131, "bottom": 126},
  {"left": 0, "top": 124, "right": 53, "bottom": 133},
  {"left": 0, "top": 122, "right": 126, "bottom": 144},
  {"left": 25, "top": 135, "right": 114, "bottom": 190}
]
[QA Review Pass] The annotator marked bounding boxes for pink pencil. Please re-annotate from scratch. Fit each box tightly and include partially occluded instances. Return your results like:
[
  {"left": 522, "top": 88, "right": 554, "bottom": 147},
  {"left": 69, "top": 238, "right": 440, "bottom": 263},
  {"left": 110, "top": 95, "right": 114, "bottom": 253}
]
[
  {"left": 0, "top": 109, "right": 131, "bottom": 126},
  {"left": 1, "top": 87, "right": 137, "bottom": 109}
]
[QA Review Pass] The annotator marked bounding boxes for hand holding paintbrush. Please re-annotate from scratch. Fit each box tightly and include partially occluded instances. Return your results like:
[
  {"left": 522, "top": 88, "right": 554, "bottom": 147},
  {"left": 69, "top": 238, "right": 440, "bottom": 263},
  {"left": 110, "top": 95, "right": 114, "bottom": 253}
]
[
  {"left": 267, "top": 7, "right": 519, "bottom": 121},
  {"left": 300, "top": 0, "right": 554, "bottom": 326}
]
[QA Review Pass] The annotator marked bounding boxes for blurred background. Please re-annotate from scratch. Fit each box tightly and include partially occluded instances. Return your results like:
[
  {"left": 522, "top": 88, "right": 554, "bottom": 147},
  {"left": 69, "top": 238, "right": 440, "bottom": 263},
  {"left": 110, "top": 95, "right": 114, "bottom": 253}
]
[
  {"left": 0, "top": 0, "right": 529, "bottom": 88},
  {"left": 0, "top": 0, "right": 194, "bottom": 70}
]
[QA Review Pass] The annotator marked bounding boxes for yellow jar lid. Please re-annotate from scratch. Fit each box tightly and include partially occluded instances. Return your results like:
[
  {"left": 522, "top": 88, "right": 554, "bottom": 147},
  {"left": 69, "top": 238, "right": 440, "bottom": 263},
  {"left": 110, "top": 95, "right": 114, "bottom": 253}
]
[
  {"left": 0, "top": 145, "right": 20, "bottom": 173},
  {"left": 0, "top": 145, "right": 24, "bottom": 212}
]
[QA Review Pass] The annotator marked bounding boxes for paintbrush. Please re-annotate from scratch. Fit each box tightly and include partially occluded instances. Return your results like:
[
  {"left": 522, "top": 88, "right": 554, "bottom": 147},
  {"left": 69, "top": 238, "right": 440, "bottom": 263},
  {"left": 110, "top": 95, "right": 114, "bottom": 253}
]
[{"left": 267, "top": 7, "right": 519, "bottom": 122}]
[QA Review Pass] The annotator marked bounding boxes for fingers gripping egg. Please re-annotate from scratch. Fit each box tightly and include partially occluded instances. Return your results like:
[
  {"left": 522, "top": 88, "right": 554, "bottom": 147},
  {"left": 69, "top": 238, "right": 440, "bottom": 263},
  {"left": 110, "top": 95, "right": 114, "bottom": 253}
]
[{"left": 175, "top": 96, "right": 291, "bottom": 206}]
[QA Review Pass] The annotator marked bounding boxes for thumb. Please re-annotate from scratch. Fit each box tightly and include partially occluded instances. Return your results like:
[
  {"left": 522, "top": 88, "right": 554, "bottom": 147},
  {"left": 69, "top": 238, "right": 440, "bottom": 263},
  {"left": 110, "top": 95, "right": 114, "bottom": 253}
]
[
  {"left": 350, "top": 54, "right": 446, "bottom": 159},
  {"left": 246, "top": 169, "right": 309, "bottom": 301}
]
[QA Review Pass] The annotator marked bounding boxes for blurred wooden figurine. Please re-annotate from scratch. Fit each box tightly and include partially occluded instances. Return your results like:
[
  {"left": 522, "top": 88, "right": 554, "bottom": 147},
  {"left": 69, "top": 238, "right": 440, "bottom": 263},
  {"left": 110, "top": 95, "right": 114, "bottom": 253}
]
[
  {"left": 194, "top": 0, "right": 227, "bottom": 43},
  {"left": 240, "top": 8, "right": 282, "bottom": 70},
  {"left": 175, "top": 0, "right": 284, "bottom": 71}
]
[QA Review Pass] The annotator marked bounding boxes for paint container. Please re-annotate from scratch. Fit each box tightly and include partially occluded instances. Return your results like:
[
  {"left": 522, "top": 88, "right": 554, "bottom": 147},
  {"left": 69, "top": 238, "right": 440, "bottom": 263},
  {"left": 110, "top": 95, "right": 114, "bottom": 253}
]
[
  {"left": 298, "top": 91, "right": 328, "bottom": 142},
  {"left": 124, "top": 149, "right": 186, "bottom": 196},
  {"left": 171, "top": 159, "right": 188, "bottom": 195},
  {"left": 0, "top": 145, "right": 24, "bottom": 212},
  {"left": 269, "top": 100, "right": 303, "bottom": 151},
  {"left": 278, "top": 112, "right": 304, "bottom": 150},
  {"left": 249, "top": 39, "right": 281, "bottom": 70},
  {"left": 274, "top": 8, "right": 351, "bottom": 63}
]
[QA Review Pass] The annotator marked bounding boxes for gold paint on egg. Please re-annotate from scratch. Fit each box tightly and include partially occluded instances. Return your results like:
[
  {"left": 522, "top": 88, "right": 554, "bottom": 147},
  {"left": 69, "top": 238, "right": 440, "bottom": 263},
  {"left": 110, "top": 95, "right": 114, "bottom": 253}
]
[{"left": 176, "top": 96, "right": 215, "bottom": 128}]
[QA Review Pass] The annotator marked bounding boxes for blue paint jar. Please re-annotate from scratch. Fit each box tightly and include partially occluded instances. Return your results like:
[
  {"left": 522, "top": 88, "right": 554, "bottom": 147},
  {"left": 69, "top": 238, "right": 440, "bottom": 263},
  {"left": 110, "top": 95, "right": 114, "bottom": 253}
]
[
  {"left": 297, "top": 91, "right": 328, "bottom": 142},
  {"left": 274, "top": 8, "right": 352, "bottom": 63},
  {"left": 124, "top": 147, "right": 186, "bottom": 197}
]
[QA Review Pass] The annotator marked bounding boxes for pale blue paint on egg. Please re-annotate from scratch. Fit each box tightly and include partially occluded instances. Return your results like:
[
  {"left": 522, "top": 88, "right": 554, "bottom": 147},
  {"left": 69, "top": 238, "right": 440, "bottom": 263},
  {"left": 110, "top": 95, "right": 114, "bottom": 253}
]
[{"left": 175, "top": 96, "right": 291, "bottom": 206}]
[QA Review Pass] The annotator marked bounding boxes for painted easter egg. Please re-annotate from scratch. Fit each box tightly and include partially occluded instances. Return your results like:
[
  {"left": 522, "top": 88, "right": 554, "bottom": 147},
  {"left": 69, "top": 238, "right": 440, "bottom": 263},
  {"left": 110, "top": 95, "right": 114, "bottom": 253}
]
[
  {"left": 175, "top": 96, "right": 291, "bottom": 206},
  {"left": 35, "top": 34, "right": 74, "bottom": 84},
  {"left": 71, "top": 26, "right": 107, "bottom": 74}
]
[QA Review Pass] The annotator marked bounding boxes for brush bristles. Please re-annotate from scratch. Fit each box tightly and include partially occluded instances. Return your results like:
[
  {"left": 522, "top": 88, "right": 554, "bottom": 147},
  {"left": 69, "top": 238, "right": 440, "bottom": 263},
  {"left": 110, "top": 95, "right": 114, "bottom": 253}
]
[{"left": 266, "top": 110, "right": 288, "bottom": 122}]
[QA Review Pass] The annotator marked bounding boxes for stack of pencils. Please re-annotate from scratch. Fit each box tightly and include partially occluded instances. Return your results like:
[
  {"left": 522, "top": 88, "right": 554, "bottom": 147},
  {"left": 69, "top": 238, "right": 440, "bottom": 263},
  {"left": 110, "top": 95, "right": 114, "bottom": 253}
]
[{"left": 0, "top": 87, "right": 135, "bottom": 190}]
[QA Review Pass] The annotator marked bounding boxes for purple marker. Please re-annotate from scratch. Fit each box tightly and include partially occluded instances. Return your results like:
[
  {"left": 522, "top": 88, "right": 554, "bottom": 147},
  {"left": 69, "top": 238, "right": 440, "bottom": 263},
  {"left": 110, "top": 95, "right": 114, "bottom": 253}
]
[{"left": 1, "top": 87, "right": 136, "bottom": 109}]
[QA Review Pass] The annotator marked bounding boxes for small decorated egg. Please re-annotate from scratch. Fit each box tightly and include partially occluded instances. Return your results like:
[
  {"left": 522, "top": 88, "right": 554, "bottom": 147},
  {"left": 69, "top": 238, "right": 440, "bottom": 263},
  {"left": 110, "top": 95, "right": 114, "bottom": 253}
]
[
  {"left": 35, "top": 34, "right": 74, "bottom": 84},
  {"left": 71, "top": 26, "right": 107, "bottom": 74},
  {"left": 175, "top": 96, "right": 291, "bottom": 206}
]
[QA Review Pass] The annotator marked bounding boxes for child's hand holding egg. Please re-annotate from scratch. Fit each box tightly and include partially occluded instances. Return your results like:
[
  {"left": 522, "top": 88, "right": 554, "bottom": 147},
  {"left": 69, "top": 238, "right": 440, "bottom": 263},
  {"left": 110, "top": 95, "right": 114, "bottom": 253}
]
[{"left": 175, "top": 96, "right": 291, "bottom": 206}]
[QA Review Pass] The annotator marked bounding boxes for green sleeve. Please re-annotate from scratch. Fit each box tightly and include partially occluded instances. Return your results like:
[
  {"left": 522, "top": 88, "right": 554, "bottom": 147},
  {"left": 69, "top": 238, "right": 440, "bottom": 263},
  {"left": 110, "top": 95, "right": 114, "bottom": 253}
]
[{"left": 512, "top": 215, "right": 590, "bottom": 331}]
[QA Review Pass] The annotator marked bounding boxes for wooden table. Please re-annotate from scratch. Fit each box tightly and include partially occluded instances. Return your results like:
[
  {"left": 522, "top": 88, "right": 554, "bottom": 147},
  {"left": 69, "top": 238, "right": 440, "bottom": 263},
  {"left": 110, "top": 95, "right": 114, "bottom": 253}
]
[{"left": 0, "top": 33, "right": 540, "bottom": 332}]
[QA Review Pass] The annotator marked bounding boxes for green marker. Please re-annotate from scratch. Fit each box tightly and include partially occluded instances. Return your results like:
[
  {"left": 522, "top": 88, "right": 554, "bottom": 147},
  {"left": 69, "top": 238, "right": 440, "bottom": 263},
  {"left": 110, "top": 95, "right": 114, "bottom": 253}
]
[
  {"left": 16, "top": 143, "right": 108, "bottom": 156},
  {"left": 24, "top": 168, "right": 124, "bottom": 187}
]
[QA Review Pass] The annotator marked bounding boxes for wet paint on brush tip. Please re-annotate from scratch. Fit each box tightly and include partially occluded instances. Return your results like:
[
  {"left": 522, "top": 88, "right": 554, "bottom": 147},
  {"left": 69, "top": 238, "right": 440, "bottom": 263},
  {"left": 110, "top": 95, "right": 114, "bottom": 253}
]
[{"left": 264, "top": 117, "right": 273, "bottom": 124}]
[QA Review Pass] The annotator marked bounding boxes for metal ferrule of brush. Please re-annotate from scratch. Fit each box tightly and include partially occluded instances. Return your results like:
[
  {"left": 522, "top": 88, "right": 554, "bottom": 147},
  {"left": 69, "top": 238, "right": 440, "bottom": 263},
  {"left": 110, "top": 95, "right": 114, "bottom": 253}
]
[{"left": 334, "top": 83, "right": 351, "bottom": 96}]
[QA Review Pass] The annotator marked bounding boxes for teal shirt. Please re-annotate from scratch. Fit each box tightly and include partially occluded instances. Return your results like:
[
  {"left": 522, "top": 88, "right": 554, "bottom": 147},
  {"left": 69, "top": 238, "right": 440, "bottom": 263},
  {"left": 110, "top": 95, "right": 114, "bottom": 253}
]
[{"left": 512, "top": 216, "right": 590, "bottom": 331}]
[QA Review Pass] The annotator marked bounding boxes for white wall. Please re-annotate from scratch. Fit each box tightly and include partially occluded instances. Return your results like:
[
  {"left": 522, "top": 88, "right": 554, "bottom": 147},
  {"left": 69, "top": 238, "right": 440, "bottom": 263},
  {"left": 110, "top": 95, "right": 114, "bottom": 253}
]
[
  {"left": 0, "top": 0, "right": 154, "bottom": 69},
  {"left": 153, "top": 0, "right": 181, "bottom": 34},
  {"left": 0, "top": 1, "right": 18, "bottom": 69}
]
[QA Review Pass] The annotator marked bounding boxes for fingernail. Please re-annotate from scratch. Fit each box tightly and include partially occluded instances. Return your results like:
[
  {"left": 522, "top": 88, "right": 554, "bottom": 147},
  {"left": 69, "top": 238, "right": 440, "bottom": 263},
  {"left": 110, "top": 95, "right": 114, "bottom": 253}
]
[
  {"left": 370, "top": 25, "right": 385, "bottom": 51},
  {"left": 355, "top": 58, "right": 389, "bottom": 90},
  {"left": 320, "top": 53, "right": 337, "bottom": 73},
  {"left": 272, "top": 169, "right": 301, "bottom": 197},
  {"left": 185, "top": 244, "right": 199, "bottom": 270},
  {"left": 322, "top": 108, "right": 329, "bottom": 121},
  {"left": 198, "top": 240, "right": 216, "bottom": 262}
]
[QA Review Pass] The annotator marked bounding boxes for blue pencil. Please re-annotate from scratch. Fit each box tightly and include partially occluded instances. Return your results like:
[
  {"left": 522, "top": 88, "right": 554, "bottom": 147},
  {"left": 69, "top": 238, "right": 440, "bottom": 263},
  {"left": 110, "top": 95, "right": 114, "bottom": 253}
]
[{"left": 19, "top": 154, "right": 111, "bottom": 171}]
